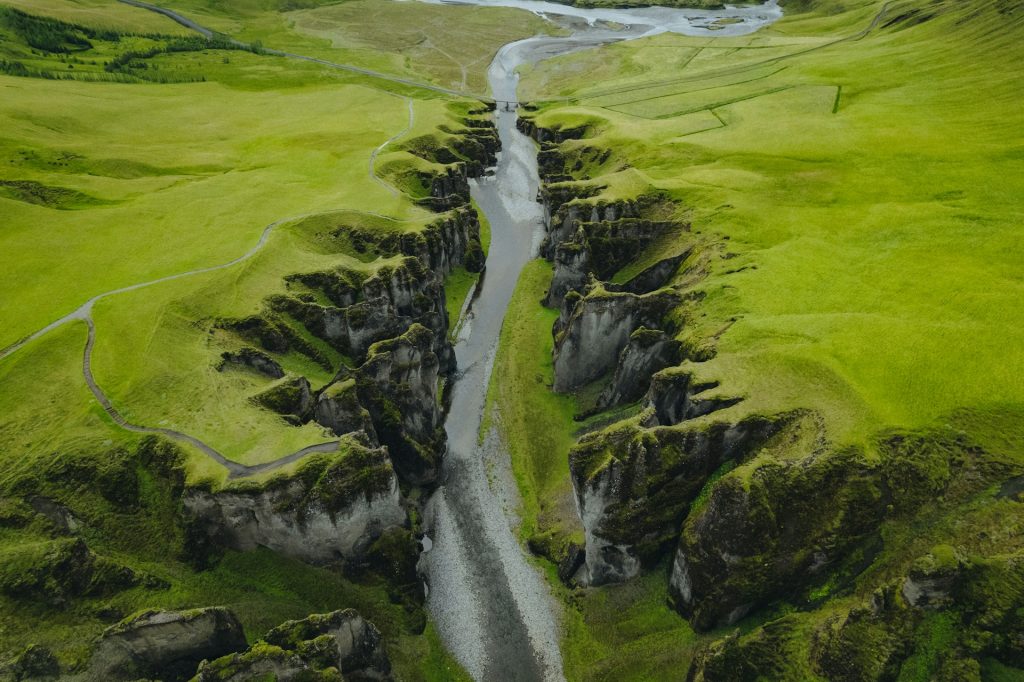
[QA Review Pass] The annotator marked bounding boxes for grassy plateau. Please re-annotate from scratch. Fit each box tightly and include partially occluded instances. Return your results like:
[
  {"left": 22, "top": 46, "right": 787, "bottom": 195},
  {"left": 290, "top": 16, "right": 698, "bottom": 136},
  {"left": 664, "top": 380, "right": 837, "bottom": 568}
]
[
  {"left": 484, "top": 0, "right": 1024, "bottom": 678},
  {"left": 0, "top": 0, "right": 532, "bottom": 675}
]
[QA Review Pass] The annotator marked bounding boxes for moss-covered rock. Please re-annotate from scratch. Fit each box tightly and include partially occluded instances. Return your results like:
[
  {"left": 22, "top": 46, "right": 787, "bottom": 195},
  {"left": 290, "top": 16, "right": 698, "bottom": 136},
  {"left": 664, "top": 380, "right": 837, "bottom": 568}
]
[
  {"left": 687, "top": 615, "right": 806, "bottom": 682},
  {"left": 0, "top": 538, "right": 147, "bottom": 606},
  {"left": 252, "top": 375, "right": 314, "bottom": 423},
  {"left": 670, "top": 445, "right": 886, "bottom": 630},
  {"left": 182, "top": 441, "right": 406, "bottom": 566},
  {"left": 354, "top": 324, "right": 445, "bottom": 486},
  {"left": 552, "top": 285, "right": 679, "bottom": 393},
  {"left": 1, "top": 644, "right": 59, "bottom": 681},
  {"left": 570, "top": 413, "right": 789, "bottom": 585},
  {"left": 86, "top": 607, "right": 247, "bottom": 681},
  {"left": 313, "top": 376, "right": 377, "bottom": 441},
  {"left": 262, "top": 609, "right": 391, "bottom": 679},
  {"left": 811, "top": 585, "right": 919, "bottom": 681}
]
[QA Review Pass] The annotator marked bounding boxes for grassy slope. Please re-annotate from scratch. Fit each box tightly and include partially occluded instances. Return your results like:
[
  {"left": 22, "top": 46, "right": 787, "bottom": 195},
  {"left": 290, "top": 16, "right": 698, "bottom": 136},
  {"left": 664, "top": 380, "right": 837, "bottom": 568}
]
[
  {"left": 498, "top": 0, "right": 1024, "bottom": 678},
  {"left": 518, "top": 0, "right": 1024, "bottom": 458},
  {"left": 144, "top": 0, "right": 554, "bottom": 94},
  {"left": 0, "top": 0, "right": 538, "bottom": 673}
]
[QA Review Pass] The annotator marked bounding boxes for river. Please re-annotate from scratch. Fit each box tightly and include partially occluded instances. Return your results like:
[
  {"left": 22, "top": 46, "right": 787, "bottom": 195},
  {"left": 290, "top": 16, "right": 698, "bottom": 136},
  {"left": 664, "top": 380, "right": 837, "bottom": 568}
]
[{"left": 416, "top": 1, "right": 781, "bottom": 680}]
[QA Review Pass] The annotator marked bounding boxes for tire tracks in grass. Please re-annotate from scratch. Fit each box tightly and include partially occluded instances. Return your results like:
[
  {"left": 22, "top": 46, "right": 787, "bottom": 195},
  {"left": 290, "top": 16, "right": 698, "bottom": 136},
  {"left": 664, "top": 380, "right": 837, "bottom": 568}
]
[{"left": 0, "top": 210, "right": 407, "bottom": 478}]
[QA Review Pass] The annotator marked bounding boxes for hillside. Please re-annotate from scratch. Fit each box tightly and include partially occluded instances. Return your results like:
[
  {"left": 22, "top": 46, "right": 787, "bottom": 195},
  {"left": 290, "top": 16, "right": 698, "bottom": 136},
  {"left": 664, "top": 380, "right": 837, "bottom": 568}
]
[
  {"left": 495, "top": 0, "right": 1024, "bottom": 678},
  {"left": 1, "top": 0, "right": 1022, "bottom": 680}
]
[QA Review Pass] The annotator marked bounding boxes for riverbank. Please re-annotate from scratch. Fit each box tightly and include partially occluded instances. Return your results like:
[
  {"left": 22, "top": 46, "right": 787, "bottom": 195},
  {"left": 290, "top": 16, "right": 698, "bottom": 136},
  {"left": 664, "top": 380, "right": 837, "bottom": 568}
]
[{"left": 488, "top": 0, "right": 1024, "bottom": 678}]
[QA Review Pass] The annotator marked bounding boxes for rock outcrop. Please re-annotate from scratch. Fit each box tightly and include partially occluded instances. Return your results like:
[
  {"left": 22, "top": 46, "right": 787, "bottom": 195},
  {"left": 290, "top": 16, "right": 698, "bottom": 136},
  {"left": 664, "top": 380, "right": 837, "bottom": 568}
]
[
  {"left": 569, "top": 414, "right": 789, "bottom": 586},
  {"left": 271, "top": 256, "right": 451, "bottom": 368},
  {"left": 0, "top": 537, "right": 148, "bottom": 606},
  {"left": 552, "top": 286, "right": 678, "bottom": 393},
  {"left": 85, "top": 608, "right": 247, "bottom": 681},
  {"left": 252, "top": 376, "right": 314, "bottom": 424},
  {"left": 313, "top": 377, "right": 377, "bottom": 441},
  {"left": 218, "top": 347, "right": 284, "bottom": 379},
  {"left": 223, "top": 204, "right": 485, "bottom": 487},
  {"left": 644, "top": 370, "right": 743, "bottom": 427},
  {"left": 541, "top": 198, "right": 676, "bottom": 306},
  {"left": 595, "top": 328, "right": 680, "bottom": 411},
  {"left": 194, "top": 609, "right": 391, "bottom": 682},
  {"left": 182, "top": 441, "right": 406, "bottom": 566},
  {"left": 351, "top": 324, "right": 444, "bottom": 486},
  {"left": 669, "top": 445, "right": 886, "bottom": 630}
]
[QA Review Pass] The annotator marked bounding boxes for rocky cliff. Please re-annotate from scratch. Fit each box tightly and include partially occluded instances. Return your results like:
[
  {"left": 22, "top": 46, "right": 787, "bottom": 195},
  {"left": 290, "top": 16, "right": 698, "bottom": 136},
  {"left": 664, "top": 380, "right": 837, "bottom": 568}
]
[
  {"left": 350, "top": 324, "right": 445, "bottom": 486},
  {"left": 195, "top": 609, "right": 392, "bottom": 682},
  {"left": 552, "top": 285, "right": 679, "bottom": 393},
  {"left": 183, "top": 440, "right": 406, "bottom": 566},
  {"left": 569, "top": 413, "right": 790, "bottom": 586},
  {"left": 216, "top": 181, "right": 485, "bottom": 492}
]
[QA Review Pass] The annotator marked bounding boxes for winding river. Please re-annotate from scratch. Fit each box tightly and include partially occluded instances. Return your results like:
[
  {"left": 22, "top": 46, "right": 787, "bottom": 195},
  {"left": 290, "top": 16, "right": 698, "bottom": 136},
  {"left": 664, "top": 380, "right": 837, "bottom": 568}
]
[
  {"left": 6, "top": 0, "right": 778, "bottom": 675},
  {"left": 417, "top": 2, "right": 781, "bottom": 679}
]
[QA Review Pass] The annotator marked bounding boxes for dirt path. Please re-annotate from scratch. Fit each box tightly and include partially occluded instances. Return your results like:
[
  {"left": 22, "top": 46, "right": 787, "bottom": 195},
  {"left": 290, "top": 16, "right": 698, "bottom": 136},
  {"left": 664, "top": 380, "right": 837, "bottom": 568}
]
[
  {"left": 0, "top": 208, "right": 403, "bottom": 478},
  {"left": 369, "top": 98, "right": 414, "bottom": 196}
]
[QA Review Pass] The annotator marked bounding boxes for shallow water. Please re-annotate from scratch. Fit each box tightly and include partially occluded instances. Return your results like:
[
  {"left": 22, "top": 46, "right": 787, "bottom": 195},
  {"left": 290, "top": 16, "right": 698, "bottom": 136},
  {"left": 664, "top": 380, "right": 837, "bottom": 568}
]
[{"left": 417, "top": 2, "right": 781, "bottom": 679}]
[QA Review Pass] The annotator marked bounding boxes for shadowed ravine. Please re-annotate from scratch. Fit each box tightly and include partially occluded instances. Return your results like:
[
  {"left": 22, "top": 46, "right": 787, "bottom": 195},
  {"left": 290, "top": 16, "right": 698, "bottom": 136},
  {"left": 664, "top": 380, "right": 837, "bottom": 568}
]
[
  {"left": 2, "top": 0, "right": 780, "bottom": 673},
  {"left": 418, "top": 3, "right": 782, "bottom": 679}
]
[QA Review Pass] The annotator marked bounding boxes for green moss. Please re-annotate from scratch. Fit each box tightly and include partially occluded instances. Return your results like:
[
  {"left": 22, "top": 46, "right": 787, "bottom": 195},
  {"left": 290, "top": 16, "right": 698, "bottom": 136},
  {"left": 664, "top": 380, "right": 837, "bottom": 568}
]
[
  {"left": 897, "top": 612, "right": 957, "bottom": 682},
  {"left": 224, "top": 442, "right": 395, "bottom": 518}
]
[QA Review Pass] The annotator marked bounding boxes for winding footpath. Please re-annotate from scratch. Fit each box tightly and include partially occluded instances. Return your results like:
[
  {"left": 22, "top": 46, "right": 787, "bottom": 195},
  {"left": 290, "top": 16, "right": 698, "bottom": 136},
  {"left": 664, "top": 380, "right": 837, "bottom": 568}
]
[
  {"left": 369, "top": 98, "right": 415, "bottom": 197},
  {"left": 0, "top": 203, "right": 407, "bottom": 478}
]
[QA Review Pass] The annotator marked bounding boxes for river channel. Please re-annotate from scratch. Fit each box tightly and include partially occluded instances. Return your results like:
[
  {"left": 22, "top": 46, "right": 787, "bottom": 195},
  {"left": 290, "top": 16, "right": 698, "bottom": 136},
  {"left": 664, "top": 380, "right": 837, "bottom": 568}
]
[{"left": 416, "top": 1, "right": 782, "bottom": 679}]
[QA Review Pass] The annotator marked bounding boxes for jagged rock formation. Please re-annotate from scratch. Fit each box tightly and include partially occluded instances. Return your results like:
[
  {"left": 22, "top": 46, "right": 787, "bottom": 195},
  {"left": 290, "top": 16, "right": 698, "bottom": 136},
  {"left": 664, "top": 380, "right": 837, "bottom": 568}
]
[
  {"left": 182, "top": 441, "right": 406, "bottom": 566},
  {"left": 0, "top": 537, "right": 152, "bottom": 606},
  {"left": 569, "top": 414, "right": 789, "bottom": 586},
  {"left": 271, "top": 256, "right": 450, "bottom": 367},
  {"left": 252, "top": 376, "right": 314, "bottom": 425},
  {"left": 313, "top": 378, "right": 377, "bottom": 441},
  {"left": 688, "top": 546, "right": 1024, "bottom": 681},
  {"left": 595, "top": 327, "right": 680, "bottom": 411},
  {"left": 194, "top": 609, "right": 392, "bottom": 682},
  {"left": 349, "top": 324, "right": 444, "bottom": 485},
  {"left": 391, "top": 108, "right": 499, "bottom": 212},
  {"left": 671, "top": 431, "right": 1020, "bottom": 632},
  {"left": 543, "top": 198, "right": 678, "bottom": 306},
  {"left": 669, "top": 444, "right": 885, "bottom": 630},
  {"left": 552, "top": 286, "right": 678, "bottom": 393},
  {"left": 644, "top": 370, "right": 743, "bottom": 427},
  {"left": 220, "top": 203, "right": 485, "bottom": 489},
  {"left": 84, "top": 608, "right": 247, "bottom": 681}
]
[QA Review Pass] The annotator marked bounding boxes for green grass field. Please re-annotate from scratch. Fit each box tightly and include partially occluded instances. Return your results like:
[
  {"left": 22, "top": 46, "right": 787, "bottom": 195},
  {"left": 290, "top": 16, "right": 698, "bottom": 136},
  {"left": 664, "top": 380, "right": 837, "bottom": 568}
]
[
  {"left": 0, "top": 0, "right": 541, "bottom": 669},
  {"left": 492, "top": 0, "right": 1024, "bottom": 677},
  {"left": 519, "top": 0, "right": 1024, "bottom": 450}
]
